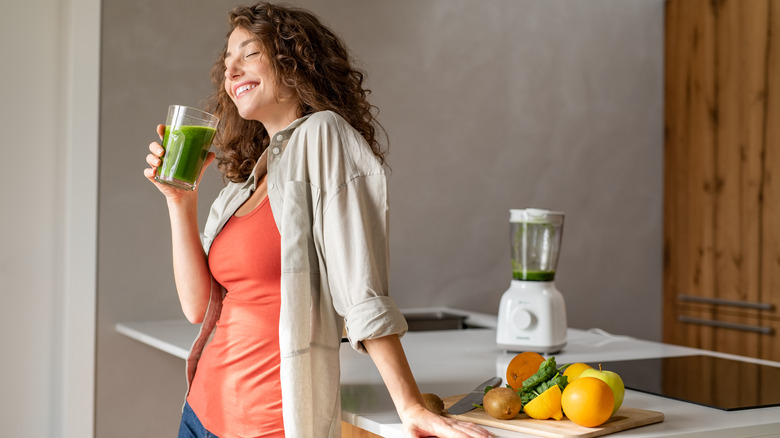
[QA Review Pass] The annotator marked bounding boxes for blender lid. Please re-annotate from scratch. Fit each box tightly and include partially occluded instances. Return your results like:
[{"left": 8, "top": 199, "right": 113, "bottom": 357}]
[{"left": 510, "top": 208, "right": 564, "bottom": 223}]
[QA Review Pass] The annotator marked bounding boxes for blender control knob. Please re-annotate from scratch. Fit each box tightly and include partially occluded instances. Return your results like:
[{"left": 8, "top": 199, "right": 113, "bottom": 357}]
[{"left": 511, "top": 308, "right": 533, "bottom": 331}]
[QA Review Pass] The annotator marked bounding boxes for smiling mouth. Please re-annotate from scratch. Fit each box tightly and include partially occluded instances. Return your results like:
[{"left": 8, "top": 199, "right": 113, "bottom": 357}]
[{"left": 235, "top": 83, "right": 257, "bottom": 98}]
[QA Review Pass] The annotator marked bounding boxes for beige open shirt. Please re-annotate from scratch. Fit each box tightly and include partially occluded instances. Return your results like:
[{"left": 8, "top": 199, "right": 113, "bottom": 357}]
[{"left": 187, "top": 111, "right": 408, "bottom": 437}]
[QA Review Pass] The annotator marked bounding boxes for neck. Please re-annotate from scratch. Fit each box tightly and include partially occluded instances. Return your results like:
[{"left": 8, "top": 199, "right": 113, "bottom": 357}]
[{"left": 262, "top": 101, "right": 301, "bottom": 138}]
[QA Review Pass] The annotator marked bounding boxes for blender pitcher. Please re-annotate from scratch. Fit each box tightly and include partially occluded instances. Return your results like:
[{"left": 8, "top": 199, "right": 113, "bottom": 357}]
[
  {"left": 511, "top": 209, "right": 564, "bottom": 282},
  {"left": 496, "top": 208, "right": 568, "bottom": 353}
]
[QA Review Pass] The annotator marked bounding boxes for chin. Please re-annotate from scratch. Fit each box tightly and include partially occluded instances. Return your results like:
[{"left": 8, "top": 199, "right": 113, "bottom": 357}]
[
  {"left": 235, "top": 106, "right": 262, "bottom": 123},
  {"left": 235, "top": 107, "right": 254, "bottom": 121}
]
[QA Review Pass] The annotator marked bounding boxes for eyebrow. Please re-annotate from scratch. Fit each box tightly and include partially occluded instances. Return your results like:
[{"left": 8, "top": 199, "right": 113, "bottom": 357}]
[{"left": 225, "top": 39, "right": 255, "bottom": 59}]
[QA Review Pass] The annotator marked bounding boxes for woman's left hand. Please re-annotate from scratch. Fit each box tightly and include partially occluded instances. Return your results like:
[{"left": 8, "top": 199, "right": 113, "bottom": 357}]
[{"left": 400, "top": 404, "right": 494, "bottom": 438}]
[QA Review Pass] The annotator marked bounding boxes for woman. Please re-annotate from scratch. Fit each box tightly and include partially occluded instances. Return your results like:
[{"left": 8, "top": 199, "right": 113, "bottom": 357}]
[{"left": 144, "top": 3, "right": 493, "bottom": 438}]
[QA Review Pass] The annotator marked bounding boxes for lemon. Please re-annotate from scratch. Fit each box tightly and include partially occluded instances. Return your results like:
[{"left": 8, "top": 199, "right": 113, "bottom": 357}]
[
  {"left": 523, "top": 385, "right": 563, "bottom": 420},
  {"left": 563, "top": 363, "right": 592, "bottom": 382}
]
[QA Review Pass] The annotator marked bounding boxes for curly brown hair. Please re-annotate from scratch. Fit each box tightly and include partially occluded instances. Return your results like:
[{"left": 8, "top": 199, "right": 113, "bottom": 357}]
[{"left": 206, "top": 2, "right": 386, "bottom": 183}]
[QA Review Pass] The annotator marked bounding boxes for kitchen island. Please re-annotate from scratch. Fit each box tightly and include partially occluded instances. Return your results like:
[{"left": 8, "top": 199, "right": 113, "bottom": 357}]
[{"left": 117, "top": 316, "right": 780, "bottom": 437}]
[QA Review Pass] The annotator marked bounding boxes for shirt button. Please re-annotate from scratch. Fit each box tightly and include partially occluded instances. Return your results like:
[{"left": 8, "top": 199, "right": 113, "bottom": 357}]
[
  {"left": 272, "top": 147, "right": 280, "bottom": 154},
  {"left": 276, "top": 134, "right": 284, "bottom": 141}
]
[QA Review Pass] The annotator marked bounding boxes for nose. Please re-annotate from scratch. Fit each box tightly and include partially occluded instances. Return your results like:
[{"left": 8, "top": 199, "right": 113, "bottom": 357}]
[{"left": 225, "top": 57, "right": 242, "bottom": 79}]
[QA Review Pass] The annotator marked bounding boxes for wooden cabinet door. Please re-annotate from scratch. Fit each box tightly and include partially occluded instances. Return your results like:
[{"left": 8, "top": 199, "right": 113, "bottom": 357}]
[
  {"left": 664, "top": 0, "right": 780, "bottom": 362},
  {"left": 341, "top": 422, "right": 381, "bottom": 438}
]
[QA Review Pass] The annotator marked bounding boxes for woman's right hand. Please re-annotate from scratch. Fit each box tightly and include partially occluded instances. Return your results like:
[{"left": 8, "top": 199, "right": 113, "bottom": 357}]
[{"left": 143, "top": 124, "right": 215, "bottom": 203}]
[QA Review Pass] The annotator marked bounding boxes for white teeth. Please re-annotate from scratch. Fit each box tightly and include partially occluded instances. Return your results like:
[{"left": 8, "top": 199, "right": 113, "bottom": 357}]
[{"left": 236, "top": 84, "right": 257, "bottom": 96}]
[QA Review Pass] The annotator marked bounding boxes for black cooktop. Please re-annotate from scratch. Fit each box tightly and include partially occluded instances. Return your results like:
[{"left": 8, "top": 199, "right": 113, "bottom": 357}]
[{"left": 596, "top": 355, "right": 780, "bottom": 411}]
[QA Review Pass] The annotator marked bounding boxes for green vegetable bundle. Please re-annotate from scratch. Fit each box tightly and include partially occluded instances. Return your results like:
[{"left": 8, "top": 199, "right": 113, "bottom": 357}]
[{"left": 517, "top": 356, "right": 568, "bottom": 409}]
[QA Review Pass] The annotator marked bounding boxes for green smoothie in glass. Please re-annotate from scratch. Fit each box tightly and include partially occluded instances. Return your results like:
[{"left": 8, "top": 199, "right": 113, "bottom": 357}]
[
  {"left": 157, "top": 125, "right": 216, "bottom": 187},
  {"left": 154, "top": 105, "right": 219, "bottom": 191}
]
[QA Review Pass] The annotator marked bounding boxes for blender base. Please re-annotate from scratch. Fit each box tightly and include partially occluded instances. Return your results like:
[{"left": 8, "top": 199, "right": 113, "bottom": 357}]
[{"left": 495, "top": 280, "right": 567, "bottom": 353}]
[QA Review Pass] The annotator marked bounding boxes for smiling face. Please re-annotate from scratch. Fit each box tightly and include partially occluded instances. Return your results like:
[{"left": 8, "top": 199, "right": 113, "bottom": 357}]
[{"left": 223, "top": 26, "right": 299, "bottom": 134}]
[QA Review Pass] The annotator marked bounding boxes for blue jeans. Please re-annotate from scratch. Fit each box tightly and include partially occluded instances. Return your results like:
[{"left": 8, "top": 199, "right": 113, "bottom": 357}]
[{"left": 178, "top": 401, "right": 219, "bottom": 438}]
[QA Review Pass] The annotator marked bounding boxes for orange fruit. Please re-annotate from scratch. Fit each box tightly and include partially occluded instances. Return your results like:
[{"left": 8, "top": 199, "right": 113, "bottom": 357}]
[
  {"left": 523, "top": 384, "right": 563, "bottom": 420},
  {"left": 506, "top": 351, "right": 545, "bottom": 391},
  {"left": 563, "top": 363, "right": 593, "bottom": 382},
  {"left": 561, "top": 376, "right": 614, "bottom": 427}
]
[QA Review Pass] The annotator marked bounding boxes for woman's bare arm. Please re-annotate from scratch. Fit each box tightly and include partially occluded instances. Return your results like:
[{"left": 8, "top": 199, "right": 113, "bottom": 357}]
[
  {"left": 363, "top": 335, "right": 494, "bottom": 438},
  {"left": 143, "top": 124, "right": 214, "bottom": 323}
]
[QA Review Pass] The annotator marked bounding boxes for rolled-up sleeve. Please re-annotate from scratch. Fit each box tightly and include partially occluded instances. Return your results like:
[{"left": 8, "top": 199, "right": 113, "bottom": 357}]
[
  {"left": 344, "top": 296, "right": 407, "bottom": 352},
  {"left": 321, "top": 172, "right": 407, "bottom": 353}
]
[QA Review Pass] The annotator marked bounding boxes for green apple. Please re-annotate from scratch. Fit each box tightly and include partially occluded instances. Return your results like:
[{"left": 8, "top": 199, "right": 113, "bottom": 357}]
[{"left": 579, "top": 365, "right": 625, "bottom": 415}]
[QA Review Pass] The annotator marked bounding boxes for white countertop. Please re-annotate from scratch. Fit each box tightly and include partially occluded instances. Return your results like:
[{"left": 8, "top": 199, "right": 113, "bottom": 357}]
[{"left": 117, "top": 315, "right": 780, "bottom": 438}]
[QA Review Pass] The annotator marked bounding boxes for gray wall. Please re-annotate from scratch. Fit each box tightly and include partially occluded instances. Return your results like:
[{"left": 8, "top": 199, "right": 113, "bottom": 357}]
[
  {"left": 2, "top": 0, "right": 67, "bottom": 436},
  {"left": 97, "top": 0, "right": 663, "bottom": 435},
  {"left": 3, "top": 0, "right": 100, "bottom": 436}
]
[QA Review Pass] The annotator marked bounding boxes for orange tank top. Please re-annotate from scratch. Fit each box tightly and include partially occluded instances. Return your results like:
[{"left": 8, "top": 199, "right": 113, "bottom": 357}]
[{"left": 187, "top": 196, "right": 284, "bottom": 438}]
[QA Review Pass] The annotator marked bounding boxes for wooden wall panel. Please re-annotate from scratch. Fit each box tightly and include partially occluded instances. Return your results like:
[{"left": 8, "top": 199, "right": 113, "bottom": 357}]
[
  {"left": 665, "top": 0, "right": 779, "bottom": 361},
  {"left": 664, "top": 0, "right": 718, "bottom": 351},
  {"left": 713, "top": 0, "right": 768, "bottom": 359},
  {"left": 762, "top": 0, "right": 780, "bottom": 361}
]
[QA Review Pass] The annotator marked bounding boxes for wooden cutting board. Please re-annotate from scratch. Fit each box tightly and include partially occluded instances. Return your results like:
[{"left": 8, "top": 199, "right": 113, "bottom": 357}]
[{"left": 442, "top": 395, "right": 664, "bottom": 438}]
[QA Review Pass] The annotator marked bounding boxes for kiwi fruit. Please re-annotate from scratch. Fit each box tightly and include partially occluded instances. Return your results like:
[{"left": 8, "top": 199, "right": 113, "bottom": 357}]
[
  {"left": 421, "top": 393, "right": 444, "bottom": 415},
  {"left": 483, "top": 387, "right": 522, "bottom": 420}
]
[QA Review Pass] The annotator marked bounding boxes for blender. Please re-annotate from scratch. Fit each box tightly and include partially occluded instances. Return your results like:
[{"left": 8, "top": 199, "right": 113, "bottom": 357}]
[{"left": 496, "top": 208, "right": 567, "bottom": 353}]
